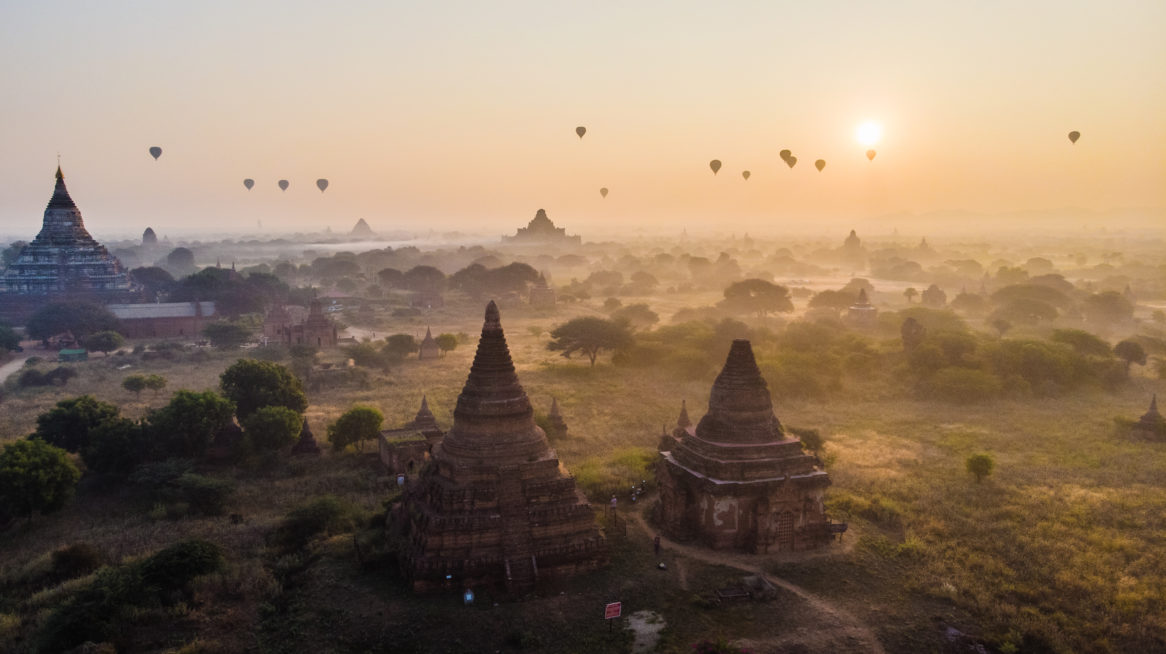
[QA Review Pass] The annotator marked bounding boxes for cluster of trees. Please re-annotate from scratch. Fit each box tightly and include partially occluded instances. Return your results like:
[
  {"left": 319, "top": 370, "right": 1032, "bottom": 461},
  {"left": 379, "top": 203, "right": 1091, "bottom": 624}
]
[
  {"left": 343, "top": 332, "right": 458, "bottom": 370},
  {"left": 0, "top": 359, "right": 310, "bottom": 522}
]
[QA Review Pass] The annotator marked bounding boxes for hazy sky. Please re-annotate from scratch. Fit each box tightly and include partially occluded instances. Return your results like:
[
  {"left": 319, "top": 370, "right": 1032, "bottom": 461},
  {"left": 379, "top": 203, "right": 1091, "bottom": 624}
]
[{"left": 1, "top": 1, "right": 1163, "bottom": 238}]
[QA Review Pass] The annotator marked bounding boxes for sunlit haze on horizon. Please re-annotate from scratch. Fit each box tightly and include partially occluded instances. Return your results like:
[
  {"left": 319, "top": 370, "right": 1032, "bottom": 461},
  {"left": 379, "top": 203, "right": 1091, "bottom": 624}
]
[{"left": 1, "top": 1, "right": 1164, "bottom": 239}]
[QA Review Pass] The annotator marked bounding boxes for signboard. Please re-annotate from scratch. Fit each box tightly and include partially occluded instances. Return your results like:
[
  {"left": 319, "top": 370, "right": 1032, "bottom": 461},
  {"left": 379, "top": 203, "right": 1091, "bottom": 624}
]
[
  {"left": 604, "top": 602, "right": 622, "bottom": 620},
  {"left": 827, "top": 523, "right": 848, "bottom": 534}
]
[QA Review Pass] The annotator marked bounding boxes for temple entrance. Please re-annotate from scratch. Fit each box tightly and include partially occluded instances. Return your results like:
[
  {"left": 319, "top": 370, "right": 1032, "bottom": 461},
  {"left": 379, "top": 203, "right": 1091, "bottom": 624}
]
[{"left": 775, "top": 512, "right": 795, "bottom": 550}]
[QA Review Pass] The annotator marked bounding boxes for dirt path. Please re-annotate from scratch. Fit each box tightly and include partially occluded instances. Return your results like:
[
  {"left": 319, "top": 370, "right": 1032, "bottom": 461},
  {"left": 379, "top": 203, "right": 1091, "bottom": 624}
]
[
  {"left": 626, "top": 509, "right": 885, "bottom": 654},
  {"left": 0, "top": 354, "right": 30, "bottom": 384}
]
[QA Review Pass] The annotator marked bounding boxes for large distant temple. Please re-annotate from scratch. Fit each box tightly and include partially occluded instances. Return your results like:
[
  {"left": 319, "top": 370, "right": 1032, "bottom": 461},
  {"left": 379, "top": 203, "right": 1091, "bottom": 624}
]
[
  {"left": 656, "top": 340, "right": 834, "bottom": 553},
  {"left": 0, "top": 167, "right": 133, "bottom": 321},
  {"left": 398, "top": 301, "right": 606, "bottom": 592},
  {"left": 504, "top": 209, "right": 581, "bottom": 246}
]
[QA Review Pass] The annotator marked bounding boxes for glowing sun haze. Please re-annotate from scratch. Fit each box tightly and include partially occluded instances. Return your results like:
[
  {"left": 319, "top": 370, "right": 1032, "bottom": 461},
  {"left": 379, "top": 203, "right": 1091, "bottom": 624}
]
[{"left": 0, "top": 1, "right": 1163, "bottom": 237}]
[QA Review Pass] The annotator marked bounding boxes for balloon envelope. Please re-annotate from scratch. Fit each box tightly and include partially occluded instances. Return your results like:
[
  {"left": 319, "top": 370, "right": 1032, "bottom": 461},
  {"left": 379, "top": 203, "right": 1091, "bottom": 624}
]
[
  {"left": 779, "top": 149, "right": 791, "bottom": 162},
  {"left": 243, "top": 178, "right": 254, "bottom": 190},
  {"left": 576, "top": 126, "right": 586, "bottom": 139},
  {"left": 866, "top": 150, "right": 876, "bottom": 161},
  {"left": 709, "top": 159, "right": 722, "bottom": 174},
  {"left": 1068, "top": 131, "right": 1080, "bottom": 144},
  {"left": 815, "top": 159, "right": 826, "bottom": 172},
  {"left": 786, "top": 156, "right": 797, "bottom": 169},
  {"left": 316, "top": 178, "right": 329, "bottom": 192},
  {"left": 599, "top": 187, "right": 608, "bottom": 198},
  {"left": 278, "top": 179, "right": 289, "bottom": 191},
  {"left": 148, "top": 146, "right": 162, "bottom": 160},
  {"left": 742, "top": 170, "right": 750, "bottom": 180}
]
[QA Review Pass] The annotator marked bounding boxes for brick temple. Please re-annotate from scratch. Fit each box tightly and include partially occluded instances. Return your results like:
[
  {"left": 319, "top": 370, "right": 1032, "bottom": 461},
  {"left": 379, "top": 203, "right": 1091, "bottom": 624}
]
[
  {"left": 398, "top": 301, "right": 606, "bottom": 592},
  {"left": 0, "top": 167, "right": 134, "bottom": 322},
  {"left": 656, "top": 340, "right": 833, "bottom": 553}
]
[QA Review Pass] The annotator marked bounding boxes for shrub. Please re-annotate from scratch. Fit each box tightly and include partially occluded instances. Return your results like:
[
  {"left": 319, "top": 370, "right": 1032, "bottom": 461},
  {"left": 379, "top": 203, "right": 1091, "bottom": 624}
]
[
  {"left": 327, "top": 405, "right": 384, "bottom": 452},
  {"left": 50, "top": 543, "right": 104, "bottom": 582},
  {"left": 220, "top": 359, "right": 307, "bottom": 419},
  {"left": 271, "top": 495, "right": 363, "bottom": 551},
  {"left": 787, "top": 426, "right": 823, "bottom": 453},
  {"left": 0, "top": 439, "right": 81, "bottom": 519},
  {"left": 174, "top": 474, "right": 235, "bottom": 516},
  {"left": 241, "top": 405, "right": 302, "bottom": 452}
]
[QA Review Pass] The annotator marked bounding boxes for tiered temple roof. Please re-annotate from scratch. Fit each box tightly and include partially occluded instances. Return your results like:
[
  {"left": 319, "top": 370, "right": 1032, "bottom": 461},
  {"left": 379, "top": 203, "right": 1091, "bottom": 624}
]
[
  {"left": 1, "top": 167, "right": 132, "bottom": 298},
  {"left": 656, "top": 340, "right": 832, "bottom": 552},
  {"left": 400, "top": 301, "right": 605, "bottom": 591},
  {"left": 504, "top": 209, "right": 581, "bottom": 245}
]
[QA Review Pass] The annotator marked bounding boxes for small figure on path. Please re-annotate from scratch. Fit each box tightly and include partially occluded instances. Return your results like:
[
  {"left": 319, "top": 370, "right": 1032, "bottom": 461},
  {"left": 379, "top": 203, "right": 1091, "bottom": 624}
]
[{"left": 653, "top": 535, "right": 661, "bottom": 556}]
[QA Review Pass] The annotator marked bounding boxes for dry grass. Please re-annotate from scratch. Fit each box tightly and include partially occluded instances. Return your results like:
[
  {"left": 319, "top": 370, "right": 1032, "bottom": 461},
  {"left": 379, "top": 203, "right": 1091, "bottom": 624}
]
[{"left": 1, "top": 291, "right": 1164, "bottom": 651}]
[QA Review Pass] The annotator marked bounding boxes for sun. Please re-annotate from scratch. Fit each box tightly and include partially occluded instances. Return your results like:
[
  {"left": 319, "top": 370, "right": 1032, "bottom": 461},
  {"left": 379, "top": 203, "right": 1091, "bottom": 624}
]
[{"left": 855, "top": 121, "right": 883, "bottom": 147}]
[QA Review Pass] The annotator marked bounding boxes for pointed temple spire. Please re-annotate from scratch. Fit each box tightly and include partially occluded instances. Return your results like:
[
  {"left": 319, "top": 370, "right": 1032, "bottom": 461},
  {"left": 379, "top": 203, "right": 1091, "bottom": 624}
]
[
  {"left": 292, "top": 418, "right": 322, "bottom": 456},
  {"left": 411, "top": 394, "right": 440, "bottom": 432},
  {"left": 677, "top": 400, "right": 692, "bottom": 429},
  {"left": 856, "top": 288, "right": 869, "bottom": 305},
  {"left": 1143, "top": 394, "right": 1160, "bottom": 421},
  {"left": 549, "top": 397, "right": 561, "bottom": 418},
  {"left": 437, "top": 300, "right": 548, "bottom": 466}
]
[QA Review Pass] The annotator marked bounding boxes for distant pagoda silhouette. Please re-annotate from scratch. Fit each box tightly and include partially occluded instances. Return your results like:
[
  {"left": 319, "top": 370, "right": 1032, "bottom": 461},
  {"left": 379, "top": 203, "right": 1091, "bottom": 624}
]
[
  {"left": 398, "top": 301, "right": 606, "bottom": 592},
  {"left": 504, "top": 209, "right": 581, "bottom": 246},
  {"left": 1, "top": 167, "right": 133, "bottom": 315}
]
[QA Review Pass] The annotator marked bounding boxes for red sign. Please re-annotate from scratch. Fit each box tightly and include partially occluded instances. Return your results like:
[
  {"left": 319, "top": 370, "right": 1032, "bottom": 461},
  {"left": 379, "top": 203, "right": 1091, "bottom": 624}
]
[{"left": 604, "top": 602, "right": 622, "bottom": 620}]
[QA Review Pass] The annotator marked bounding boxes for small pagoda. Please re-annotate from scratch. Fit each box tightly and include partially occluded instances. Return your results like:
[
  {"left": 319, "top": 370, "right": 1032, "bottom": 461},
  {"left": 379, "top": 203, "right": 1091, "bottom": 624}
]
[
  {"left": 0, "top": 167, "right": 133, "bottom": 320},
  {"left": 398, "top": 302, "right": 606, "bottom": 592},
  {"left": 418, "top": 327, "right": 440, "bottom": 360},
  {"left": 845, "top": 288, "right": 878, "bottom": 328},
  {"left": 1131, "top": 395, "right": 1166, "bottom": 440},
  {"left": 529, "top": 273, "right": 557, "bottom": 308},
  {"left": 656, "top": 340, "right": 832, "bottom": 553}
]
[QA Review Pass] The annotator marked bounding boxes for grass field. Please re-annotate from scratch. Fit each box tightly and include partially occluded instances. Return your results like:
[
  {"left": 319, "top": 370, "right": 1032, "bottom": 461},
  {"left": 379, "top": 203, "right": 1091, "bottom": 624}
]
[{"left": 1, "top": 292, "right": 1164, "bottom": 653}]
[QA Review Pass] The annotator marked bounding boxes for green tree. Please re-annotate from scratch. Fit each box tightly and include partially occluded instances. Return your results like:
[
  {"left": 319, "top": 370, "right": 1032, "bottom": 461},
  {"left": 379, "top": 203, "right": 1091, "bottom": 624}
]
[
  {"left": 903, "top": 287, "right": 918, "bottom": 304},
  {"left": 808, "top": 290, "right": 857, "bottom": 311},
  {"left": 147, "top": 390, "right": 236, "bottom": 459},
  {"left": 203, "top": 322, "right": 253, "bottom": 348},
  {"left": 719, "top": 279, "right": 794, "bottom": 317},
  {"left": 82, "top": 417, "right": 147, "bottom": 476},
  {"left": 0, "top": 324, "right": 20, "bottom": 352},
  {"left": 220, "top": 359, "right": 307, "bottom": 420},
  {"left": 327, "top": 405, "right": 384, "bottom": 452},
  {"left": 435, "top": 333, "right": 458, "bottom": 357},
  {"left": 26, "top": 302, "right": 121, "bottom": 341},
  {"left": 900, "top": 317, "right": 926, "bottom": 351},
  {"left": 33, "top": 395, "right": 121, "bottom": 453},
  {"left": 144, "top": 374, "right": 168, "bottom": 396},
  {"left": 1082, "top": 291, "right": 1134, "bottom": 327},
  {"left": 402, "top": 265, "right": 446, "bottom": 294},
  {"left": 382, "top": 334, "right": 418, "bottom": 362},
  {"left": 1114, "top": 340, "right": 1147, "bottom": 376},
  {"left": 965, "top": 453, "right": 995, "bottom": 483},
  {"left": 0, "top": 439, "right": 80, "bottom": 519},
  {"left": 611, "top": 303, "right": 660, "bottom": 331},
  {"left": 1050, "top": 329, "right": 1112, "bottom": 357},
  {"left": 122, "top": 374, "right": 148, "bottom": 398},
  {"left": 242, "top": 406, "right": 303, "bottom": 452},
  {"left": 84, "top": 330, "right": 125, "bottom": 356},
  {"left": 547, "top": 317, "right": 635, "bottom": 367}
]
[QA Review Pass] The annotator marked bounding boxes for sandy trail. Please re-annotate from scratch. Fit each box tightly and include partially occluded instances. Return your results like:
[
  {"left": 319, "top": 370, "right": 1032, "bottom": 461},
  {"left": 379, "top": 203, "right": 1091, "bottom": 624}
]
[{"left": 626, "top": 507, "right": 885, "bottom": 654}]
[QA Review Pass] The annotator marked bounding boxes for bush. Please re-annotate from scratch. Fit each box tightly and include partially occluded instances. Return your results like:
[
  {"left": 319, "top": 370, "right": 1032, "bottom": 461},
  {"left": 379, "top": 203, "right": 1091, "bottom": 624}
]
[
  {"left": 271, "top": 495, "right": 363, "bottom": 551},
  {"left": 966, "top": 453, "right": 995, "bottom": 483},
  {"left": 174, "top": 474, "right": 235, "bottom": 516},
  {"left": 139, "top": 539, "right": 225, "bottom": 591},
  {"left": 50, "top": 543, "right": 104, "bottom": 582},
  {"left": 241, "top": 405, "right": 303, "bottom": 452}
]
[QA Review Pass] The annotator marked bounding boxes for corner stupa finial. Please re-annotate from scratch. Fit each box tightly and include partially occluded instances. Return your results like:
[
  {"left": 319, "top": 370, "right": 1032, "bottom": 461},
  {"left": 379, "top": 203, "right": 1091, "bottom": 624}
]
[{"left": 484, "top": 300, "right": 501, "bottom": 328}]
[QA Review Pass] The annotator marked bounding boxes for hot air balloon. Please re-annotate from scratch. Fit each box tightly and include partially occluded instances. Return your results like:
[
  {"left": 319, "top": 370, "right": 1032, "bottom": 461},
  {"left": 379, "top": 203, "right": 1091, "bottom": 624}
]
[
  {"left": 779, "top": 149, "right": 791, "bottom": 163},
  {"left": 815, "top": 159, "right": 826, "bottom": 172},
  {"left": 148, "top": 147, "right": 162, "bottom": 160},
  {"left": 786, "top": 156, "right": 797, "bottom": 169},
  {"left": 316, "top": 179, "right": 329, "bottom": 193},
  {"left": 709, "top": 159, "right": 722, "bottom": 174},
  {"left": 1068, "top": 131, "right": 1080, "bottom": 144},
  {"left": 866, "top": 150, "right": 876, "bottom": 161},
  {"left": 576, "top": 126, "right": 586, "bottom": 139},
  {"left": 742, "top": 170, "right": 751, "bottom": 180},
  {"left": 599, "top": 187, "right": 608, "bottom": 198},
  {"left": 243, "top": 178, "right": 254, "bottom": 190},
  {"left": 278, "top": 180, "right": 289, "bottom": 191}
]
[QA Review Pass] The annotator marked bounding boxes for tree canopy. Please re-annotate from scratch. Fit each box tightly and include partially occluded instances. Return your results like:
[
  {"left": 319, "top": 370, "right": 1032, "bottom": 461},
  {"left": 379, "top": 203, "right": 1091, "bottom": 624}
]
[
  {"left": 547, "top": 317, "right": 634, "bottom": 367},
  {"left": 327, "top": 406, "right": 384, "bottom": 452},
  {"left": 33, "top": 395, "right": 121, "bottom": 453},
  {"left": 84, "top": 330, "right": 125, "bottom": 356},
  {"left": 147, "top": 390, "right": 236, "bottom": 458},
  {"left": 719, "top": 279, "right": 794, "bottom": 317},
  {"left": 204, "top": 322, "right": 253, "bottom": 348},
  {"left": 241, "top": 406, "right": 303, "bottom": 452},
  {"left": 26, "top": 302, "right": 121, "bottom": 341},
  {"left": 220, "top": 359, "right": 307, "bottom": 420},
  {"left": 0, "top": 439, "right": 80, "bottom": 519}
]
